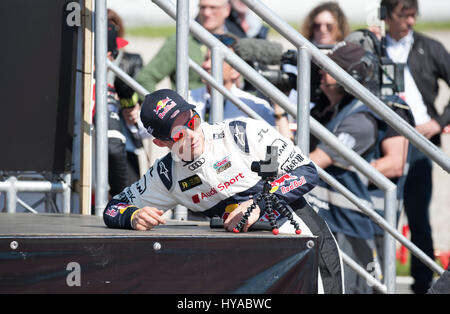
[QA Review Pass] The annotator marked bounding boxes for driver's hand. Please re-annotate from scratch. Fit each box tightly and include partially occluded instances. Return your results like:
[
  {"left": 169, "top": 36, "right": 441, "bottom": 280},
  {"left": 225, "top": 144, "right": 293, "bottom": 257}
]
[
  {"left": 131, "top": 206, "right": 166, "bottom": 231},
  {"left": 223, "top": 199, "right": 261, "bottom": 232}
]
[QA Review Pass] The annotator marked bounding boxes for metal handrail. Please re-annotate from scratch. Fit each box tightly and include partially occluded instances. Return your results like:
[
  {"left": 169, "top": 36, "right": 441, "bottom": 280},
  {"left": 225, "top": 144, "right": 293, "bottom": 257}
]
[{"left": 0, "top": 174, "right": 71, "bottom": 213}]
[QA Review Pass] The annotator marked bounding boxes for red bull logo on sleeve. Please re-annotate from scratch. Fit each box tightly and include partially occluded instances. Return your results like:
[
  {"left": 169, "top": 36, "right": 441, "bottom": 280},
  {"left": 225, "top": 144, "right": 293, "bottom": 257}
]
[
  {"left": 270, "top": 173, "right": 297, "bottom": 193},
  {"left": 279, "top": 176, "right": 306, "bottom": 194}
]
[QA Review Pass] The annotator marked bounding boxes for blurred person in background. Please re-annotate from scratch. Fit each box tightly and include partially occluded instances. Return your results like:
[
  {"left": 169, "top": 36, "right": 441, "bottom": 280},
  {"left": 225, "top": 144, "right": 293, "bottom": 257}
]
[
  {"left": 380, "top": 0, "right": 450, "bottom": 294},
  {"left": 107, "top": 9, "right": 147, "bottom": 185},
  {"left": 136, "top": 0, "right": 235, "bottom": 94},
  {"left": 92, "top": 22, "right": 129, "bottom": 202},
  {"left": 124, "top": 34, "right": 292, "bottom": 144},
  {"left": 301, "top": 1, "right": 350, "bottom": 47},
  {"left": 225, "top": 0, "right": 269, "bottom": 39},
  {"left": 135, "top": 0, "right": 232, "bottom": 164}
]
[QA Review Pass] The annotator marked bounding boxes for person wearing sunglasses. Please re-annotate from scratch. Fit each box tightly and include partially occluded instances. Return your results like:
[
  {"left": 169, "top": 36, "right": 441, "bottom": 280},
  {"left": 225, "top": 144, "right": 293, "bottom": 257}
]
[
  {"left": 301, "top": 2, "right": 350, "bottom": 47},
  {"left": 103, "top": 88, "right": 344, "bottom": 294}
]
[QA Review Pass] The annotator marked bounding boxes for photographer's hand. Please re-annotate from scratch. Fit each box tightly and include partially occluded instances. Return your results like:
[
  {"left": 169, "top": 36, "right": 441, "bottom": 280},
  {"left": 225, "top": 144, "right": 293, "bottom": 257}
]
[
  {"left": 223, "top": 199, "right": 260, "bottom": 233},
  {"left": 122, "top": 103, "right": 141, "bottom": 126}
]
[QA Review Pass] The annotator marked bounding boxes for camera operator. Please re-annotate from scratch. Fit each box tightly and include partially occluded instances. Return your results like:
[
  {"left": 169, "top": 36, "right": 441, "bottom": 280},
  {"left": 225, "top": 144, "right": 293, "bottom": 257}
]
[
  {"left": 307, "top": 42, "right": 400, "bottom": 293},
  {"left": 103, "top": 88, "right": 344, "bottom": 294}
]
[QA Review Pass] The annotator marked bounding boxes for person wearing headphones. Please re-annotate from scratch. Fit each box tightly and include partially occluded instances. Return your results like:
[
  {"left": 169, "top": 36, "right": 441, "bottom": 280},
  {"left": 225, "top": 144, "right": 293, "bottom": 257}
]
[{"left": 307, "top": 41, "right": 402, "bottom": 293}]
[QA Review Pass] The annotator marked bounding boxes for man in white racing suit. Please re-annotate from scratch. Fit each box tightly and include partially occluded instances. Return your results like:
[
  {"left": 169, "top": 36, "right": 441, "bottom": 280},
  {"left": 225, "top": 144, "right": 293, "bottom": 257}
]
[{"left": 103, "top": 89, "right": 343, "bottom": 293}]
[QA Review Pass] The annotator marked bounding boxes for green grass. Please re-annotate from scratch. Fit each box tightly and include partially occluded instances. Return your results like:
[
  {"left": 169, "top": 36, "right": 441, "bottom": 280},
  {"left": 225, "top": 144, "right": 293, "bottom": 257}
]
[
  {"left": 126, "top": 25, "right": 176, "bottom": 38},
  {"left": 396, "top": 250, "right": 446, "bottom": 277},
  {"left": 126, "top": 21, "right": 450, "bottom": 38},
  {"left": 396, "top": 252, "right": 411, "bottom": 276}
]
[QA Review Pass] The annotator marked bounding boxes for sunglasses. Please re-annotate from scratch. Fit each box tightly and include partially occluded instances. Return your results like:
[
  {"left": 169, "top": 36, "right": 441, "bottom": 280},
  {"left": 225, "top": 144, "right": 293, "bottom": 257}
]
[
  {"left": 312, "top": 23, "right": 335, "bottom": 32},
  {"left": 159, "top": 111, "right": 201, "bottom": 143}
]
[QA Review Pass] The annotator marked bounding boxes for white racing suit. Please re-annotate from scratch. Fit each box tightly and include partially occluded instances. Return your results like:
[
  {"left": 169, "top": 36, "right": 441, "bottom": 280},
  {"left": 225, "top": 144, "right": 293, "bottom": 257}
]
[{"left": 103, "top": 118, "right": 344, "bottom": 293}]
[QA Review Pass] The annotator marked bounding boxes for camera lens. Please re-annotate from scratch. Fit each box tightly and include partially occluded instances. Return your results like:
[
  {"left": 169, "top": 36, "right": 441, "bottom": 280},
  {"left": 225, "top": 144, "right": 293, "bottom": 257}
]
[{"left": 251, "top": 161, "right": 260, "bottom": 173}]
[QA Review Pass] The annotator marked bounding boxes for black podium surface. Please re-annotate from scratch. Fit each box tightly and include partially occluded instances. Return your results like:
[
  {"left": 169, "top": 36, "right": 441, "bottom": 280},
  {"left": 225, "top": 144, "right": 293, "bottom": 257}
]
[{"left": 0, "top": 213, "right": 318, "bottom": 293}]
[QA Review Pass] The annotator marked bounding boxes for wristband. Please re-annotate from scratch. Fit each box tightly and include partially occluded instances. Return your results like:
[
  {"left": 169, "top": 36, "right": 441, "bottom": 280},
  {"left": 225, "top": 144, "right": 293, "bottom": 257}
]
[{"left": 130, "top": 208, "right": 141, "bottom": 228}]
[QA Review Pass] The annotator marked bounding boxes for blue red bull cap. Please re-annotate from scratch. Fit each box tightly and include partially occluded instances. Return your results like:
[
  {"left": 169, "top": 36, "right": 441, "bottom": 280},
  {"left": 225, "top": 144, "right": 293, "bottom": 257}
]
[{"left": 140, "top": 89, "right": 196, "bottom": 139}]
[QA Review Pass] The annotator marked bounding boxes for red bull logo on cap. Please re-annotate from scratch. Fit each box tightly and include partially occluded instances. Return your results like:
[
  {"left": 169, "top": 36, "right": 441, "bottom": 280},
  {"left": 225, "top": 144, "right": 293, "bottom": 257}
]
[{"left": 154, "top": 97, "right": 177, "bottom": 119}]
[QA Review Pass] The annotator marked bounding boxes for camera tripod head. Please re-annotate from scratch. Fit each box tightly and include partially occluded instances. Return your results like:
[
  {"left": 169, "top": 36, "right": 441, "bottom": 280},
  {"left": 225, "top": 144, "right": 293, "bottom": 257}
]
[{"left": 251, "top": 146, "right": 279, "bottom": 181}]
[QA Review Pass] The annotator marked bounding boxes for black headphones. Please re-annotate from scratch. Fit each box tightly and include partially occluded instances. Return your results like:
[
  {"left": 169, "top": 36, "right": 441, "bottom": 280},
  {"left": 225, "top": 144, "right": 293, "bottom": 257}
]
[{"left": 346, "top": 51, "right": 379, "bottom": 86}]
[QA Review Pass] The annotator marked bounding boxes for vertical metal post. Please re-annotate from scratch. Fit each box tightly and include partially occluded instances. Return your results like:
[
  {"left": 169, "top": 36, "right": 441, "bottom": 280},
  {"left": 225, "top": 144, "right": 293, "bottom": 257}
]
[
  {"left": 5, "top": 177, "right": 17, "bottom": 213},
  {"left": 94, "top": 0, "right": 108, "bottom": 216},
  {"left": 174, "top": 0, "right": 190, "bottom": 220},
  {"left": 80, "top": 0, "right": 93, "bottom": 215},
  {"left": 62, "top": 173, "right": 71, "bottom": 214},
  {"left": 297, "top": 46, "right": 311, "bottom": 154},
  {"left": 383, "top": 188, "right": 398, "bottom": 293},
  {"left": 176, "top": 0, "right": 190, "bottom": 98},
  {"left": 44, "top": 192, "right": 52, "bottom": 212},
  {"left": 210, "top": 46, "right": 224, "bottom": 123}
]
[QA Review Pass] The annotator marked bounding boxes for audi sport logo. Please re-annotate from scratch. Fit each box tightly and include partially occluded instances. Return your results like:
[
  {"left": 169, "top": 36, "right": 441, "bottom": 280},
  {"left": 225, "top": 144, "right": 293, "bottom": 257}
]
[
  {"left": 191, "top": 173, "right": 245, "bottom": 204},
  {"left": 185, "top": 158, "right": 205, "bottom": 171}
]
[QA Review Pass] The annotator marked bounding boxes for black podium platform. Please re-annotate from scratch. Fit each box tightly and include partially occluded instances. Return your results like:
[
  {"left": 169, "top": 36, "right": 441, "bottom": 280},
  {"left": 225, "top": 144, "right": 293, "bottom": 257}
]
[{"left": 0, "top": 213, "right": 318, "bottom": 293}]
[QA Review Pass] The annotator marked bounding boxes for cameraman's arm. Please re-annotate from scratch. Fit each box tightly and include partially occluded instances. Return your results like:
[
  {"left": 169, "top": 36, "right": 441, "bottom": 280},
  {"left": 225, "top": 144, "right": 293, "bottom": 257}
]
[
  {"left": 371, "top": 135, "right": 408, "bottom": 178},
  {"left": 309, "top": 147, "right": 333, "bottom": 169}
]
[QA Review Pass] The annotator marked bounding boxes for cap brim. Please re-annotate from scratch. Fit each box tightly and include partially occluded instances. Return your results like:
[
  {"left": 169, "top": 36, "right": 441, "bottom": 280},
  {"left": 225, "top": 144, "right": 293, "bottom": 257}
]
[{"left": 153, "top": 103, "right": 197, "bottom": 139}]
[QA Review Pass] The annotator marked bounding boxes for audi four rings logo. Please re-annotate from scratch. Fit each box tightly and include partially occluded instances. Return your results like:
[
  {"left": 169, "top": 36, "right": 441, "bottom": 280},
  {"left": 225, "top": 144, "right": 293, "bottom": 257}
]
[{"left": 186, "top": 158, "right": 205, "bottom": 171}]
